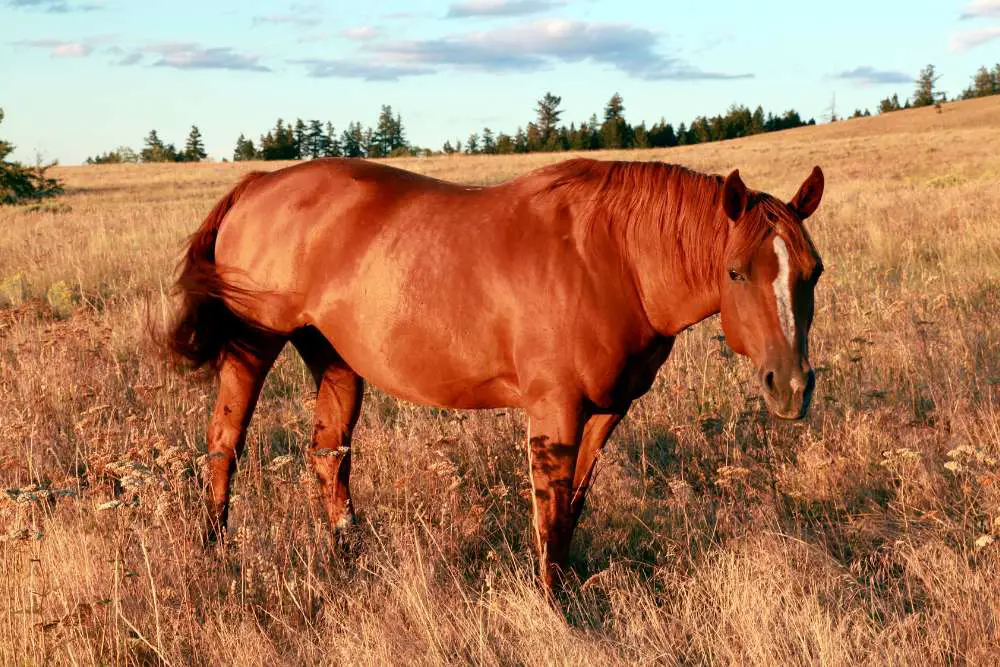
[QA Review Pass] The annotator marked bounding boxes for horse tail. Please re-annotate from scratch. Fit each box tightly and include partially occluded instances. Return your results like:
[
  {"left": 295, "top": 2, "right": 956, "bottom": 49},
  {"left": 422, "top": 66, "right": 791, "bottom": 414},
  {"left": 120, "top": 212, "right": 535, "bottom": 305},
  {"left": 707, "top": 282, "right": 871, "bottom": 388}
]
[{"left": 166, "top": 170, "right": 278, "bottom": 370}]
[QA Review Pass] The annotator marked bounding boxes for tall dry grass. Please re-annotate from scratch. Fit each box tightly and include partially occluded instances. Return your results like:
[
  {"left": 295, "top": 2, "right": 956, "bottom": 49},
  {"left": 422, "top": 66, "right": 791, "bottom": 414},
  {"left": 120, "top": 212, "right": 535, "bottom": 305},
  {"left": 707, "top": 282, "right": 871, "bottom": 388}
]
[{"left": 1, "top": 96, "right": 999, "bottom": 665}]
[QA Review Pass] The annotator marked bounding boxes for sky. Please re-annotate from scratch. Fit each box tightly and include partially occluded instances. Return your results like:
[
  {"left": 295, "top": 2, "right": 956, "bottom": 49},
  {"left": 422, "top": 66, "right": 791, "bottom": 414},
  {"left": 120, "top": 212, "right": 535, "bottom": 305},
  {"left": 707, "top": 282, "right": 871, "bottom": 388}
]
[{"left": 1, "top": 0, "right": 999, "bottom": 164}]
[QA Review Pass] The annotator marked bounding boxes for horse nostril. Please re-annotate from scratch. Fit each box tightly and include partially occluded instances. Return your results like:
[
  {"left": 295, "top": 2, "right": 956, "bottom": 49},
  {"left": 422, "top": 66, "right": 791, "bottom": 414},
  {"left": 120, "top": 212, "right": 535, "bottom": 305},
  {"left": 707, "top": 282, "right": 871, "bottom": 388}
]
[{"left": 764, "top": 370, "right": 776, "bottom": 394}]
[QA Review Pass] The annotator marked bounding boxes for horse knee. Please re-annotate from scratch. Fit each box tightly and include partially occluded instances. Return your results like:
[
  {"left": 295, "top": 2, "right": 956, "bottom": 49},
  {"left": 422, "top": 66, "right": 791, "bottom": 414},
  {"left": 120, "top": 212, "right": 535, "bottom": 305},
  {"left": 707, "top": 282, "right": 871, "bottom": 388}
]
[{"left": 309, "top": 444, "right": 350, "bottom": 479}]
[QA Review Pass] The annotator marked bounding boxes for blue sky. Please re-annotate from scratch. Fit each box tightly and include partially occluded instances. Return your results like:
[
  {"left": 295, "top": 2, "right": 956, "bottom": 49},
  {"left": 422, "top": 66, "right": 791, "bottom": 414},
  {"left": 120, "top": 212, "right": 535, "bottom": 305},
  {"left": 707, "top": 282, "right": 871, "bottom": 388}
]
[{"left": 2, "top": 0, "right": 999, "bottom": 164}]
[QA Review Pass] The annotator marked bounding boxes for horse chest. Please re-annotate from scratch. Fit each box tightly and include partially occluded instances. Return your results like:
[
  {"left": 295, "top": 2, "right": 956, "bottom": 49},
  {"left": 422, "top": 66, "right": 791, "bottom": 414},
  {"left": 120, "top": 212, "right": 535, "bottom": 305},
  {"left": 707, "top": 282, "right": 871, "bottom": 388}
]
[{"left": 589, "top": 337, "right": 675, "bottom": 410}]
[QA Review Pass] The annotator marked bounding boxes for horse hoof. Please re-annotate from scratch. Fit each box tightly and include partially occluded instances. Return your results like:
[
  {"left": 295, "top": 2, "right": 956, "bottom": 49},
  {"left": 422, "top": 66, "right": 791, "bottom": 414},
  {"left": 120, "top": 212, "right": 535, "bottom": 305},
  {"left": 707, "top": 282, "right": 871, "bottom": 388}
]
[{"left": 333, "top": 513, "right": 356, "bottom": 533}]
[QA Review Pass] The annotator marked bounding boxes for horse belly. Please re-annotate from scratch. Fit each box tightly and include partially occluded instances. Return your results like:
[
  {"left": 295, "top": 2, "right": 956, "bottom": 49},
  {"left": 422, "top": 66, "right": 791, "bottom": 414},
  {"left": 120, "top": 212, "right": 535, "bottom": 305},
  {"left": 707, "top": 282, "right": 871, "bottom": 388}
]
[
  {"left": 325, "top": 324, "right": 520, "bottom": 409},
  {"left": 308, "top": 286, "right": 521, "bottom": 410}
]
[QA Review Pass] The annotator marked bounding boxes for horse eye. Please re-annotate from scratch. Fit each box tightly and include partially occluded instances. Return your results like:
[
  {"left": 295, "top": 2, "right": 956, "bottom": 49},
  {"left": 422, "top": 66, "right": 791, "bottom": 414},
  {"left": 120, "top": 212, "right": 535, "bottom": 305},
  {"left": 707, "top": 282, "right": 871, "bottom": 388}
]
[{"left": 728, "top": 269, "right": 745, "bottom": 282}]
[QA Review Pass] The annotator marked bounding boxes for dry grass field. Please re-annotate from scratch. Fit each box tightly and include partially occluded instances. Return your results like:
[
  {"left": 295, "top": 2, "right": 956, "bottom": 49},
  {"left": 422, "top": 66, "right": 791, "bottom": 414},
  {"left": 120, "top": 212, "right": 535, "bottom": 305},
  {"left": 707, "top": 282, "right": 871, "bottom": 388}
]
[{"left": 1, "top": 96, "right": 999, "bottom": 665}]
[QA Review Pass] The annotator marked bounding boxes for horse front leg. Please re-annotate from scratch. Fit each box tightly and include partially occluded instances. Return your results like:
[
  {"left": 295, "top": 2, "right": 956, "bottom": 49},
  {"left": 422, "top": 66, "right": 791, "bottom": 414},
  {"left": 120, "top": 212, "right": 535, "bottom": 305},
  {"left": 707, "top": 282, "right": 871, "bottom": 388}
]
[
  {"left": 571, "top": 408, "right": 628, "bottom": 526},
  {"left": 526, "top": 398, "right": 584, "bottom": 593}
]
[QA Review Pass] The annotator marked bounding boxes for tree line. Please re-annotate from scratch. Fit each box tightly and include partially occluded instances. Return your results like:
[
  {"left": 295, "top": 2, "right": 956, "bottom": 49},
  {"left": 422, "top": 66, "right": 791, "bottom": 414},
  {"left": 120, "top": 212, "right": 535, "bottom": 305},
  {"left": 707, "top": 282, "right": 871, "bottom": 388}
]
[
  {"left": 81, "top": 60, "right": 1000, "bottom": 167},
  {"left": 446, "top": 92, "right": 815, "bottom": 156},
  {"left": 87, "top": 125, "right": 207, "bottom": 164},
  {"left": 234, "top": 106, "right": 413, "bottom": 161},
  {"left": 86, "top": 97, "right": 816, "bottom": 164},
  {"left": 849, "top": 62, "right": 1000, "bottom": 117}
]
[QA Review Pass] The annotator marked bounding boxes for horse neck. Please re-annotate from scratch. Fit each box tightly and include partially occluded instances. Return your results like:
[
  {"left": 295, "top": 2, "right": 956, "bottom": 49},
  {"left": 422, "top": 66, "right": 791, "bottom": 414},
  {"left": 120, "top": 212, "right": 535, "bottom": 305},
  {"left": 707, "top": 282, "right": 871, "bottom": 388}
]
[{"left": 616, "top": 177, "right": 729, "bottom": 336}]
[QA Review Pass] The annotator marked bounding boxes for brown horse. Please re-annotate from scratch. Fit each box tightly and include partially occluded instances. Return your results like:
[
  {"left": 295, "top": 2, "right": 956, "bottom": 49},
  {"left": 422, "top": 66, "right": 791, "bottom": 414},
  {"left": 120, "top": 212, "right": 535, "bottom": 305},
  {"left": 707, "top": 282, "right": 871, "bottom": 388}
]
[{"left": 167, "top": 157, "right": 824, "bottom": 591}]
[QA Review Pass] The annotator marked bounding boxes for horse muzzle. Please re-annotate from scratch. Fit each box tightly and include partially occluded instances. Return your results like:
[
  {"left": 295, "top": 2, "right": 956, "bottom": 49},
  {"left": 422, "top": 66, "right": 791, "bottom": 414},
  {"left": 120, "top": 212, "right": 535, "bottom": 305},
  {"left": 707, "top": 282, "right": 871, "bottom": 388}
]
[{"left": 758, "top": 362, "right": 815, "bottom": 420}]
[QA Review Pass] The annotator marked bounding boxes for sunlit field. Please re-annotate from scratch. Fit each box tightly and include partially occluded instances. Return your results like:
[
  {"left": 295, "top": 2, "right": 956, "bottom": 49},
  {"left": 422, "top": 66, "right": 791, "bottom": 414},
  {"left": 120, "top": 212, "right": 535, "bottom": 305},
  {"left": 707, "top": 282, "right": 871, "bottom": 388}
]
[{"left": 2, "top": 96, "right": 999, "bottom": 665}]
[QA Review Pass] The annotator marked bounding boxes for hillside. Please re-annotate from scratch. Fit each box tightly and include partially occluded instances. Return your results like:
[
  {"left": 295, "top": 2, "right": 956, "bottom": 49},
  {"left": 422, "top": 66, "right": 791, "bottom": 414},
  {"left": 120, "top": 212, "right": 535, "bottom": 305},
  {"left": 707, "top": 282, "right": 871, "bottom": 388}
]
[{"left": 1, "top": 95, "right": 999, "bottom": 665}]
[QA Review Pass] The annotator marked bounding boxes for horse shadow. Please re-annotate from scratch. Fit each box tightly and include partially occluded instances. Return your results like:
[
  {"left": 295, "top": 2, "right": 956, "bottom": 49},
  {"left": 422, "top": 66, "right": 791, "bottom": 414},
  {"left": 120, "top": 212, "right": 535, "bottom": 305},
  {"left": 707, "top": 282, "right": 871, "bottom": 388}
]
[{"left": 566, "top": 404, "right": 900, "bottom": 592}]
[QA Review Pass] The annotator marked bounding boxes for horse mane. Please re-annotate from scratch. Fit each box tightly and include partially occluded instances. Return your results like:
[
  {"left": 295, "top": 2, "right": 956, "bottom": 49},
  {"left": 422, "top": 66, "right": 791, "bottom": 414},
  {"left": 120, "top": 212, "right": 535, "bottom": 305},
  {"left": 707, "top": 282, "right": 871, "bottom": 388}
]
[
  {"left": 522, "top": 158, "right": 815, "bottom": 288},
  {"left": 524, "top": 159, "right": 729, "bottom": 288}
]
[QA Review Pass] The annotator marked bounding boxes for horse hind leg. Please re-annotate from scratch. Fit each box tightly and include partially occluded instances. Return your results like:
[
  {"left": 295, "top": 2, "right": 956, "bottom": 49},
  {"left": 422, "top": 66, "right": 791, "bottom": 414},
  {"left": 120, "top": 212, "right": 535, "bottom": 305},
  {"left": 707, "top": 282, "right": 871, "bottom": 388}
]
[
  {"left": 292, "top": 327, "right": 363, "bottom": 532},
  {"left": 204, "top": 336, "right": 285, "bottom": 544}
]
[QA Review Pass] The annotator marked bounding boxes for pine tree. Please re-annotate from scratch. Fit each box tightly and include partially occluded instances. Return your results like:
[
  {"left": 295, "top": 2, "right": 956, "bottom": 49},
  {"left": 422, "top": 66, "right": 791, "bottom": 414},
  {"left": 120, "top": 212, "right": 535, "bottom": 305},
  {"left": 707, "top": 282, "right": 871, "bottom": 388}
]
[
  {"left": 361, "top": 126, "right": 376, "bottom": 158},
  {"left": 689, "top": 117, "right": 710, "bottom": 144},
  {"left": 140, "top": 129, "right": 179, "bottom": 162},
  {"left": 323, "top": 122, "right": 341, "bottom": 157},
  {"left": 586, "top": 113, "right": 601, "bottom": 149},
  {"left": 648, "top": 119, "right": 677, "bottom": 148},
  {"left": 387, "top": 112, "right": 407, "bottom": 155},
  {"left": 373, "top": 105, "right": 406, "bottom": 157},
  {"left": 878, "top": 93, "right": 902, "bottom": 114},
  {"left": 556, "top": 126, "right": 570, "bottom": 151},
  {"left": 141, "top": 129, "right": 164, "bottom": 162},
  {"left": 259, "top": 119, "right": 298, "bottom": 160},
  {"left": 913, "top": 64, "right": 941, "bottom": 107},
  {"left": 184, "top": 125, "right": 207, "bottom": 162},
  {"left": 465, "top": 132, "right": 480, "bottom": 154},
  {"left": 494, "top": 133, "right": 513, "bottom": 154},
  {"left": 676, "top": 122, "right": 688, "bottom": 145},
  {"left": 535, "top": 92, "right": 563, "bottom": 149},
  {"left": 601, "top": 93, "right": 629, "bottom": 149},
  {"left": 293, "top": 119, "right": 307, "bottom": 159},
  {"left": 751, "top": 106, "right": 766, "bottom": 134},
  {"left": 513, "top": 127, "right": 528, "bottom": 153},
  {"left": 972, "top": 66, "right": 996, "bottom": 97},
  {"left": 233, "top": 134, "right": 257, "bottom": 161},
  {"left": 0, "top": 108, "right": 62, "bottom": 204},
  {"left": 525, "top": 123, "right": 542, "bottom": 152},
  {"left": 339, "top": 123, "right": 362, "bottom": 158},
  {"left": 481, "top": 127, "right": 496, "bottom": 154},
  {"left": 632, "top": 122, "right": 649, "bottom": 149},
  {"left": 304, "top": 120, "right": 323, "bottom": 158}
]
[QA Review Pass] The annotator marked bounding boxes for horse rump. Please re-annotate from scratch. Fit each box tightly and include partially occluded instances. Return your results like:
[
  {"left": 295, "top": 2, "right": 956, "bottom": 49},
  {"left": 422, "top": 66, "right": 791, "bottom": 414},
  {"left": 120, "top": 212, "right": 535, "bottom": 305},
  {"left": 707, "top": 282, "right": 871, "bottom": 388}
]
[{"left": 164, "top": 171, "right": 281, "bottom": 370}]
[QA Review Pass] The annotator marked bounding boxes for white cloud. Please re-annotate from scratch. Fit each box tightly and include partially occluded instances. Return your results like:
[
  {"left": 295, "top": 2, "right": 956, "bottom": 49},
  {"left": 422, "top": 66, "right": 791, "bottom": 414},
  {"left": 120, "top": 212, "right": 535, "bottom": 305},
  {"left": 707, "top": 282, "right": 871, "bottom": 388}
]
[
  {"left": 446, "top": 0, "right": 564, "bottom": 18},
  {"left": 291, "top": 58, "right": 434, "bottom": 81},
  {"left": 960, "top": 0, "right": 1000, "bottom": 19},
  {"left": 341, "top": 26, "right": 380, "bottom": 41},
  {"left": 5, "top": 0, "right": 102, "bottom": 12},
  {"left": 950, "top": 25, "right": 1000, "bottom": 50},
  {"left": 13, "top": 35, "right": 113, "bottom": 57},
  {"left": 836, "top": 66, "right": 912, "bottom": 86},
  {"left": 364, "top": 19, "right": 752, "bottom": 80},
  {"left": 142, "top": 42, "right": 271, "bottom": 71}
]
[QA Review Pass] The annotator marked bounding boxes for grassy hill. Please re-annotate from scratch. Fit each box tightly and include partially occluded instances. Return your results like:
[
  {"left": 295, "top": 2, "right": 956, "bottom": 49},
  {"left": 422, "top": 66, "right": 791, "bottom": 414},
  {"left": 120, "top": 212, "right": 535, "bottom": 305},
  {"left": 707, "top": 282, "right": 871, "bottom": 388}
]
[{"left": 1, "top": 96, "right": 999, "bottom": 665}]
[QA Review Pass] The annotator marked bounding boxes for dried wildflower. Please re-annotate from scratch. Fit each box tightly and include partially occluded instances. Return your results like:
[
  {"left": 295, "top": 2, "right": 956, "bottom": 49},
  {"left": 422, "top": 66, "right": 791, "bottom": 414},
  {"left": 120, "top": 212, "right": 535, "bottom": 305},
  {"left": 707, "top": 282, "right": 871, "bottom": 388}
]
[
  {"left": 0, "top": 272, "right": 27, "bottom": 307},
  {"left": 268, "top": 454, "right": 296, "bottom": 472},
  {"left": 715, "top": 465, "right": 752, "bottom": 488},
  {"left": 4, "top": 485, "right": 76, "bottom": 504},
  {"left": 46, "top": 280, "right": 76, "bottom": 319},
  {"left": 946, "top": 443, "right": 997, "bottom": 467},
  {"left": 669, "top": 478, "right": 693, "bottom": 506},
  {"left": 882, "top": 448, "right": 920, "bottom": 462}
]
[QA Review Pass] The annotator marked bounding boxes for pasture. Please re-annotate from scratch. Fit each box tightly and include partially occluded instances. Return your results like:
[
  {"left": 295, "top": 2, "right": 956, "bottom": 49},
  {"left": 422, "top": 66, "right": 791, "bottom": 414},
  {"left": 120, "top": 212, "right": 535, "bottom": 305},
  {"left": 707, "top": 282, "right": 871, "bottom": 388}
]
[{"left": 1, "top": 96, "right": 999, "bottom": 665}]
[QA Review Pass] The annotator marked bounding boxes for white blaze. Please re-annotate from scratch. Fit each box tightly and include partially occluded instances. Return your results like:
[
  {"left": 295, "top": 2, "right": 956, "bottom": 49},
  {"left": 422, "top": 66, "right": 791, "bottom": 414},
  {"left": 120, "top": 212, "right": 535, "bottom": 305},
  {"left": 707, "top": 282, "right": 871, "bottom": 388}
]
[{"left": 772, "top": 236, "right": 796, "bottom": 346}]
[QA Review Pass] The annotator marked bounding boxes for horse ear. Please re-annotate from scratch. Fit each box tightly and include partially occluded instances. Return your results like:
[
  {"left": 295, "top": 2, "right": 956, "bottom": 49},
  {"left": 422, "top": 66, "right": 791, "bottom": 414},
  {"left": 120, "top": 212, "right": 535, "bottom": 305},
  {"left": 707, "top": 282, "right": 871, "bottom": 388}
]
[
  {"left": 722, "top": 169, "right": 747, "bottom": 222},
  {"left": 789, "top": 166, "right": 824, "bottom": 220}
]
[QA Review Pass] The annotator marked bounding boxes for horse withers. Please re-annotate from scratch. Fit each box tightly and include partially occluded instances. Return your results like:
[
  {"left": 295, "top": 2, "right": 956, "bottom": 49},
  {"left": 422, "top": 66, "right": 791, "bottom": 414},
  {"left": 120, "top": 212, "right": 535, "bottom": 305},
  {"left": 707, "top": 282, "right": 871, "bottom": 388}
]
[{"left": 167, "top": 157, "right": 824, "bottom": 592}]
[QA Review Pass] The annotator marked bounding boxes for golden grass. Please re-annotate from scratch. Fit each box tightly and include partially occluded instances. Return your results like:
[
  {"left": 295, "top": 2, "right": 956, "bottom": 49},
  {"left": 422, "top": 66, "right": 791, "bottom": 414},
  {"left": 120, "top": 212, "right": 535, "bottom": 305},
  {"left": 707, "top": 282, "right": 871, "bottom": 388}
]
[{"left": 2, "top": 95, "right": 999, "bottom": 665}]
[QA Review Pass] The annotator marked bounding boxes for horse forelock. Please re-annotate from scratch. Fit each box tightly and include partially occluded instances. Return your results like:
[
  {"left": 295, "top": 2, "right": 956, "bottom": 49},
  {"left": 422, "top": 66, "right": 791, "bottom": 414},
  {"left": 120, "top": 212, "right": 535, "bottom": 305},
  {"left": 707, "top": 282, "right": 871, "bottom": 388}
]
[{"left": 749, "top": 194, "right": 821, "bottom": 274}]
